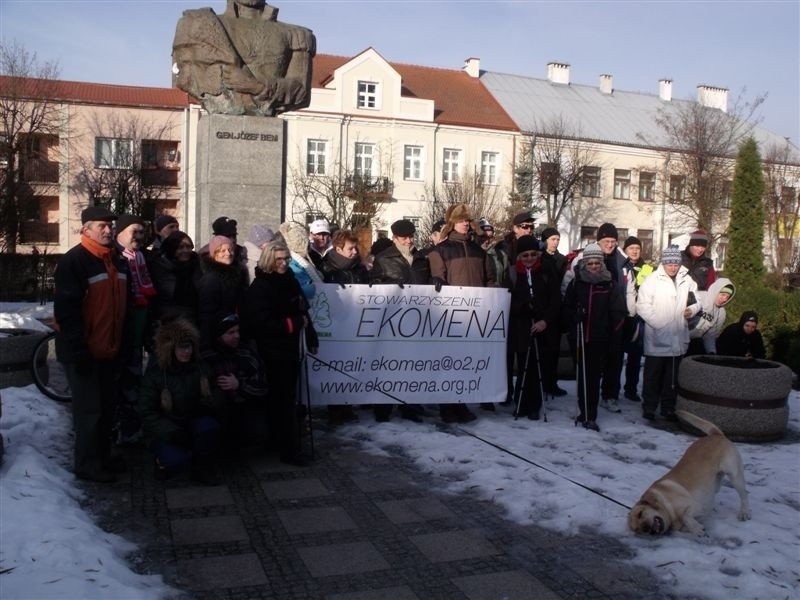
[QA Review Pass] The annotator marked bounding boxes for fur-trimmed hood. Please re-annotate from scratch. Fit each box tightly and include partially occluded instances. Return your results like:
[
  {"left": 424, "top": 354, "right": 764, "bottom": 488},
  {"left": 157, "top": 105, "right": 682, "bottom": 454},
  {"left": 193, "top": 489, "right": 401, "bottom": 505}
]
[
  {"left": 154, "top": 317, "right": 201, "bottom": 370},
  {"left": 440, "top": 203, "right": 482, "bottom": 240}
]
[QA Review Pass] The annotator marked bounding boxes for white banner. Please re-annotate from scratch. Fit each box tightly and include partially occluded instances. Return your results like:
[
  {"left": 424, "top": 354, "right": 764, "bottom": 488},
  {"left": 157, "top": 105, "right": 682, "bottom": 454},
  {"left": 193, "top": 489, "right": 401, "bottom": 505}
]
[{"left": 305, "top": 283, "right": 510, "bottom": 405}]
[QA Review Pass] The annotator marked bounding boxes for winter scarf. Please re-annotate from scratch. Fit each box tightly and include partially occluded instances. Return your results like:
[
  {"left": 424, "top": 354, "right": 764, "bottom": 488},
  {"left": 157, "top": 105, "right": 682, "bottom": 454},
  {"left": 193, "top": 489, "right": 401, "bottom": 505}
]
[{"left": 122, "top": 248, "right": 157, "bottom": 306}]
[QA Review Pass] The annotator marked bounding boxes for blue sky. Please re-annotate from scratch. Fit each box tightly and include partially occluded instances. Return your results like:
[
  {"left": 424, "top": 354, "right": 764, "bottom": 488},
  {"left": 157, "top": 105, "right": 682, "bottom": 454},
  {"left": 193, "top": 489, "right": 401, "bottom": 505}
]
[{"left": 2, "top": 1, "right": 798, "bottom": 143}]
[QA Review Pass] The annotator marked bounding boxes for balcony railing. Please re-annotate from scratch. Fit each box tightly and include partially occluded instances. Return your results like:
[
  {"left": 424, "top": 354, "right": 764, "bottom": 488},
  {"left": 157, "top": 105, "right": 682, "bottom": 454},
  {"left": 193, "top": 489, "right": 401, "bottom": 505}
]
[
  {"left": 344, "top": 175, "right": 393, "bottom": 201},
  {"left": 20, "top": 222, "right": 59, "bottom": 244},
  {"left": 22, "top": 159, "right": 59, "bottom": 184},
  {"left": 142, "top": 169, "right": 180, "bottom": 187}
]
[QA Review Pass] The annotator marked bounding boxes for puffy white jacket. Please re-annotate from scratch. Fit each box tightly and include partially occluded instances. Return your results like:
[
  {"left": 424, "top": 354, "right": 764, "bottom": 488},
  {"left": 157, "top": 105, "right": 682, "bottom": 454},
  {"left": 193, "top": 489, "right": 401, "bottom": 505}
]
[
  {"left": 636, "top": 264, "right": 699, "bottom": 357},
  {"left": 689, "top": 277, "right": 735, "bottom": 353}
]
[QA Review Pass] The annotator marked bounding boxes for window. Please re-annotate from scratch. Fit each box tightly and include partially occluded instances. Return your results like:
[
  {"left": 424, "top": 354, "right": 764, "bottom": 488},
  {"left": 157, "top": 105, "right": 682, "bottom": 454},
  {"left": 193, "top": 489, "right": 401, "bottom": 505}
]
[
  {"left": 637, "top": 229, "right": 654, "bottom": 261},
  {"left": 580, "top": 226, "right": 596, "bottom": 248},
  {"left": 442, "top": 148, "right": 460, "bottom": 182},
  {"left": 540, "top": 162, "right": 558, "bottom": 196},
  {"left": 582, "top": 166, "right": 601, "bottom": 197},
  {"left": 719, "top": 180, "right": 732, "bottom": 208},
  {"left": 357, "top": 81, "right": 379, "bottom": 109},
  {"left": 669, "top": 175, "right": 685, "bottom": 201},
  {"left": 142, "top": 141, "right": 158, "bottom": 169},
  {"left": 715, "top": 238, "right": 728, "bottom": 270},
  {"left": 95, "top": 137, "right": 132, "bottom": 169},
  {"left": 403, "top": 145, "right": 423, "bottom": 180},
  {"left": 306, "top": 139, "right": 326, "bottom": 176},
  {"left": 480, "top": 151, "right": 498, "bottom": 185},
  {"left": 639, "top": 171, "right": 655, "bottom": 201},
  {"left": 354, "top": 142, "right": 374, "bottom": 180},
  {"left": 613, "top": 169, "right": 631, "bottom": 199}
]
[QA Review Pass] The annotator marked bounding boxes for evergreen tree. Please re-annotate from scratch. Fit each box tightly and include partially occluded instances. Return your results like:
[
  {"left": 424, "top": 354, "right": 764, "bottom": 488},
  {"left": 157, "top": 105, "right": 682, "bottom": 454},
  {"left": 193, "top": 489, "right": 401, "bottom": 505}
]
[{"left": 726, "top": 137, "right": 765, "bottom": 288}]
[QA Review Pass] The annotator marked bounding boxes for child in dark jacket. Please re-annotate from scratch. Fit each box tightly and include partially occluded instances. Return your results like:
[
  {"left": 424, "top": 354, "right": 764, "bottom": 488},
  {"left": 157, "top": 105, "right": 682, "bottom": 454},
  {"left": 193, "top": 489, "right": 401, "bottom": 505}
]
[{"left": 139, "top": 317, "right": 223, "bottom": 484}]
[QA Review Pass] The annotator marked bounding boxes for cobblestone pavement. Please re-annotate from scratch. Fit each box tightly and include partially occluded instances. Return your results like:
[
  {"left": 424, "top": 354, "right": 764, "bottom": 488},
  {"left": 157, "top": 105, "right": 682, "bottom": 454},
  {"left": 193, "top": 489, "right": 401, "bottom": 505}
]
[{"left": 85, "top": 421, "right": 673, "bottom": 600}]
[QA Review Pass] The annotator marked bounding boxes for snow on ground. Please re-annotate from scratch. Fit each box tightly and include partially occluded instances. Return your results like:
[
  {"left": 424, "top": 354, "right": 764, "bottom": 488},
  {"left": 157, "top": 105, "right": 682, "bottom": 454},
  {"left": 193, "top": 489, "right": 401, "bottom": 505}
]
[{"left": 1, "top": 303, "right": 798, "bottom": 599}]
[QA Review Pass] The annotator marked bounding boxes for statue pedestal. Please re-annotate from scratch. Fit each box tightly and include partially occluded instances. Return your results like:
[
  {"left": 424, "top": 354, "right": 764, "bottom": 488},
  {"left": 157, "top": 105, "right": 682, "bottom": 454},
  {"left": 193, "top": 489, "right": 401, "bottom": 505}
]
[{"left": 196, "top": 114, "right": 285, "bottom": 242}]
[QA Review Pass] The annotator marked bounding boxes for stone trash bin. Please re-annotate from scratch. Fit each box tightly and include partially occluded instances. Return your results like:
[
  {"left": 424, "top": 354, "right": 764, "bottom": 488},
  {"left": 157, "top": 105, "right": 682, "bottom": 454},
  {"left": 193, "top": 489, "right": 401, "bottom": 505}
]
[
  {"left": 0, "top": 328, "right": 48, "bottom": 389},
  {"left": 676, "top": 355, "right": 793, "bottom": 442}
]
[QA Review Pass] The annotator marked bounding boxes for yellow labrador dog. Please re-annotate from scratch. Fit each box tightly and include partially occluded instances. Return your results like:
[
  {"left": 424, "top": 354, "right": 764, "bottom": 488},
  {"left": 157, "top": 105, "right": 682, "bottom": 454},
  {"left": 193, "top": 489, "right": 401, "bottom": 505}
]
[{"left": 628, "top": 410, "right": 751, "bottom": 536}]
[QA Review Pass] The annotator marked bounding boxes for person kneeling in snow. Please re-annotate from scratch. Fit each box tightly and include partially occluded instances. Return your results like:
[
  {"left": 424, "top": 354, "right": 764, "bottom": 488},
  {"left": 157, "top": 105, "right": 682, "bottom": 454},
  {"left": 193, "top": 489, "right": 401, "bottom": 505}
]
[
  {"left": 139, "top": 317, "right": 223, "bottom": 485},
  {"left": 686, "top": 278, "right": 735, "bottom": 355}
]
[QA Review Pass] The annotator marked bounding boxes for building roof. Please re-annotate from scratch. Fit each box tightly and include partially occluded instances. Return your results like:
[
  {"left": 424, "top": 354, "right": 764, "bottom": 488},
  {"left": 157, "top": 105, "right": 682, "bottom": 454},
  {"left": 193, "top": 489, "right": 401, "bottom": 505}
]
[
  {"left": 0, "top": 75, "right": 192, "bottom": 109},
  {"left": 312, "top": 53, "right": 518, "bottom": 132},
  {"left": 480, "top": 70, "right": 795, "bottom": 153}
]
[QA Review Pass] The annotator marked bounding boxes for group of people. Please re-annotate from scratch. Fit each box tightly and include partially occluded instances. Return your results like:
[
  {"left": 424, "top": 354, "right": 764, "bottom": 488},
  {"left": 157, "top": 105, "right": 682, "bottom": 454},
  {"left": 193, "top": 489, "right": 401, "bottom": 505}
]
[{"left": 53, "top": 202, "right": 765, "bottom": 485}]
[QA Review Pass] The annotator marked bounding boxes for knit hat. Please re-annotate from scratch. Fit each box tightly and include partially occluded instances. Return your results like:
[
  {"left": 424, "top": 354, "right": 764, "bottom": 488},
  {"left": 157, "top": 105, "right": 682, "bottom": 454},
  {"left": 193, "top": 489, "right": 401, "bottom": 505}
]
[
  {"left": 116, "top": 214, "right": 144, "bottom": 234},
  {"left": 391, "top": 219, "right": 416, "bottom": 237},
  {"left": 516, "top": 235, "right": 542, "bottom": 254},
  {"left": 279, "top": 221, "right": 310, "bottom": 257},
  {"left": 212, "top": 216, "right": 238, "bottom": 237},
  {"left": 309, "top": 219, "right": 331, "bottom": 235},
  {"left": 719, "top": 286, "right": 734, "bottom": 295},
  {"left": 740, "top": 311, "right": 758, "bottom": 324},
  {"left": 689, "top": 229, "right": 709, "bottom": 247},
  {"left": 596, "top": 222, "right": 618, "bottom": 241},
  {"left": 249, "top": 224, "right": 275, "bottom": 248},
  {"left": 582, "top": 243, "right": 604, "bottom": 261},
  {"left": 661, "top": 245, "right": 682, "bottom": 265},
  {"left": 214, "top": 313, "right": 240, "bottom": 339},
  {"left": 478, "top": 218, "right": 493, "bottom": 231},
  {"left": 431, "top": 219, "right": 446, "bottom": 233},
  {"left": 209, "top": 235, "right": 234, "bottom": 256},
  {"left": 154, "top": 214, "right": 178, "bottom": 233},
  {"left": 623, "top": 236, "right": 641, "bottom": 250},
  {"left": 540, "top": 227, "right": 559, "bottom": 242},
  {"left": 160, "top": 231, "right": 191, "bottom": 258}
]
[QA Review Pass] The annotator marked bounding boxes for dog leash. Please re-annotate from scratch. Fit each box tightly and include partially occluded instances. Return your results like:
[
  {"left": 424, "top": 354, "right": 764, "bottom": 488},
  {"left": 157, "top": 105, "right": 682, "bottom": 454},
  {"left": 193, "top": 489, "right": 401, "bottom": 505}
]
[{"left": 307, "top": 354, "right": 632, "bottom": 511}]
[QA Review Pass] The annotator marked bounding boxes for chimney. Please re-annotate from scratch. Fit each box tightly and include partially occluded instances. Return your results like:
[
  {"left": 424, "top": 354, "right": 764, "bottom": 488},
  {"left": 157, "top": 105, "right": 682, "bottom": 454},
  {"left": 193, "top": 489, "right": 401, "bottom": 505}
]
[
  {"left": 463, "top": 57, "right": 480, "bottom": 78},
  {"left": 599, "top": 74, "right": 613, "bottom": 94},
  {"left": 697, "top": 85, "right": 729, "bottom": 113},
  {"left": 659, "top": 79, "right": 672, "bottom": 102},
  {"left": 547, "top": 62, "right": 570, "bottom": 85}
]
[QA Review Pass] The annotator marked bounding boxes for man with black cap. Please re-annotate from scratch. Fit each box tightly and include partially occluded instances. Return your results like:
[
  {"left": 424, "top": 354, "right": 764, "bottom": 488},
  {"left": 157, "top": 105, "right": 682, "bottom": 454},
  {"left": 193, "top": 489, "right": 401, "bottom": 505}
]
[
  {"left": 497, "top": 211, "right": 536, "bottom": 265},
  {"left": 54, "top": 206, "right": 131, "bottom": 482},
  {"left": 370, "top": 219, "right": 429, "bottom": 423},
  {"left": 151, "top": 214, "right": 179, "bottom": 253},
  {"left": 681, "top": 229, "right": 716, "bottom": 291}
]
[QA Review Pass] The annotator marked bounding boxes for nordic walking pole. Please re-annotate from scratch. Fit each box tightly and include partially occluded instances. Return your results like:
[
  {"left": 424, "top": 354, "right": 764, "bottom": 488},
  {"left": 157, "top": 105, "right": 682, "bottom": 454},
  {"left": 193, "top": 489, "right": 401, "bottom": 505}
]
[
  {"left": 532, "top": 335, "right": 547, "bottom": 422},
  {"left": 514, "top": 340, "right": 532, "bottom": 421},
  {"left": 578, "top": 320, "right": 589, "bottom": 424},
  {"left": 300, "top": 335, "right": 315, "bottom": 459}
]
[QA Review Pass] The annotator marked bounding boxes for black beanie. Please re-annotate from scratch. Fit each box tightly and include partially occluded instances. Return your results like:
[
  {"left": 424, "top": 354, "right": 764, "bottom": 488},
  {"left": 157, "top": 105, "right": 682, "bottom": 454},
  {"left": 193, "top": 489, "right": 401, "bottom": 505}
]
[
  {"left": 516, "top": 235, "right": 542, "bottom": 254},
  {"left": 623, "top": 236, "right": 642, "bottom": 250},
  {"left": 540, "top": 227, "right": 560, "bottom": 242},
  {"left": 596, "top": 222, "right": 618, "bottom": 241}
]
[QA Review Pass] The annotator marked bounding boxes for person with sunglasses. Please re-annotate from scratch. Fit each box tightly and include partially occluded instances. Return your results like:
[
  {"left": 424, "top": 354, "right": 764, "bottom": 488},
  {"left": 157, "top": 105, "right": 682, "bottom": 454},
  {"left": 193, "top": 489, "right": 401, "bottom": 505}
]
[{"left": 497, "top": 212, "right": 537, "bottom": 267}]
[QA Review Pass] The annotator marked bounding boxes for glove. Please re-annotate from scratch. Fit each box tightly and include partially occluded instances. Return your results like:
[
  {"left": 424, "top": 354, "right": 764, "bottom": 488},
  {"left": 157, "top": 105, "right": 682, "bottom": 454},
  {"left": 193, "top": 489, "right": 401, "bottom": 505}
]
[
  {"left": 434, "top": 281, "right": 443, "bottom": 293},
  {"left": 397, "top": 282, "right": 405, "bottom": 289},
  {"left": 338, "top": 282, "right": 347, "bottom": 290}
]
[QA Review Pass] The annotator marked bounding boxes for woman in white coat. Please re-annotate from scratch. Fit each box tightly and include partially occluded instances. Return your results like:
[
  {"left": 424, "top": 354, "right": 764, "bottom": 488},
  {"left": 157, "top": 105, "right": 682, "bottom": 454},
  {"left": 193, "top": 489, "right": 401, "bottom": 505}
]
[{"left": 636, "top": 245, "right": 700, "bottom": 422}]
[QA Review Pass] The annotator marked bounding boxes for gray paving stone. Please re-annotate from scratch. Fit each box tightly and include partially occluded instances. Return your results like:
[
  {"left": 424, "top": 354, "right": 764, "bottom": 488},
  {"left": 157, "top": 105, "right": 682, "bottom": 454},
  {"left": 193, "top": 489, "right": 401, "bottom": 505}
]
[
  {"left": 261, "top": 477, "right": 330, "bottom": 500},
  {"left": 278, "top": 505, "right": 358, "bottom": 535},
  {"left": 166, "top": 485, "right": 234, "bottom": 509},
  {"left": 376, "top": 497, "right": 455, "bottom": 524},
  {"left": 175, "top": 553, "right": 268, "bottom": 591},
  {"left": 409, "top": 529, "right": 500, "bottom": 563},
  {"left": 297, "top": 541, "right": 391, "bottom": 577},
  {"left": 452, "top": 570, "right": 561, "bottom": 600},
  {"left": 171, "top": 515, "right": 248, "bottom": 545},
  {"left": 326, "top": 586, "right": 420, "bottom": 600},
  {"left": 248, "top": 455, "right": 302, "bottom": 475},
  {"left": 350, "top": 471, "right": 415, "bottom": 493}
]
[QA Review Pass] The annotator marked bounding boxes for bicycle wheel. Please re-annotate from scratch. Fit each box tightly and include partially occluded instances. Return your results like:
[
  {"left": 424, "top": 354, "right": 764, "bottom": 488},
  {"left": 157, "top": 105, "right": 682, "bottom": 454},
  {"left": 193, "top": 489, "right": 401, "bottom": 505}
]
[{"left": 30, "top": 332, "right": 71, "bottom": 402}]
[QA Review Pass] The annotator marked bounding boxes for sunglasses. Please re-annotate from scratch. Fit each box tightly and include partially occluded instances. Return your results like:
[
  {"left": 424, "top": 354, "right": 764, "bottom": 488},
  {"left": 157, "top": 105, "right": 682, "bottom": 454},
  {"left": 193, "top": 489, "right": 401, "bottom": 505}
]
[
  {"left": 585, "top": 260, "right": 602, "bottom": 266},
  {"left": 517, "top": 223, "right": 534, "bottom": 230}
]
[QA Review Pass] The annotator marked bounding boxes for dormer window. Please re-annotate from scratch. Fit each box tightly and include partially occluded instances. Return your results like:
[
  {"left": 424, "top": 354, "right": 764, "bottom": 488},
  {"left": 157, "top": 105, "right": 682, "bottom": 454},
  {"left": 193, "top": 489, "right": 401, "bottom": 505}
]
[{"left": 357, "top": 81, "right": 379, "bottom": 109}]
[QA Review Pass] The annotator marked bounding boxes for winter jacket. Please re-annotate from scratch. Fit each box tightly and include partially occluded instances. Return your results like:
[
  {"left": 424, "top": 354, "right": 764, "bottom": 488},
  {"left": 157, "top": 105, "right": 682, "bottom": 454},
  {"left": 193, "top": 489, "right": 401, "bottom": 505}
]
[
  {"left": 138, "top": 318, "right": 221, "bottom": 444},
  {"left": 507, "top": 257, "right": 562, "bottom": 354},
  {"left": 688, "top": 277, "right": 735, "bottom": 353},
  {"left": 320, "top": 250, "right": 370, "bottom": 285},
  {"left": 636, "top": 264, "right": 700, "bottom": 357},
  {"left": 370, "top": 244, "right": 429, "bottom": 285},
  {"left": 681, "top": 250, "right": 716, "bottom": 291},
  {"left": 625, "top": 260, "right": 655, "bottom": 317},
  {"left": 562, "top": 262, "right": 626, "bottom": 346},
  {"left": 561, "top": 246, "right": 631, "bottom": 297},
  {"left": 197, "top": 255, "right": 249, "bottom": 345},
  {"left": 428, "top": 231, "right": 496, "bottom": 287},
  {"left": 201, "top": 339, "right": 268, "bottom": 404},
  {"left": 149, "top": 252, "right": 202, "bottom": 323},
  {"left": 288, "top": 255, "right": 321, "bottom": 300},
  {"left": 241, "top": 269, "right": 319, "bottom": 362},
  {"left": 716, "top": 314, "right": 767, "bottom": 359},
  {"left": 54, "top": 235, "right": 130, "bottom": 363}
]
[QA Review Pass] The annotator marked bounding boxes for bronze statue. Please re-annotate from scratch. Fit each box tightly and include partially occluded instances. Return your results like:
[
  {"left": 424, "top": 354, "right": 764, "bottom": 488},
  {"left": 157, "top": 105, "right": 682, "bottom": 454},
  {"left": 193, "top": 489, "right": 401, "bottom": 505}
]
[{"left": 172, "top": 0, "right": 316, "bottom": 116}]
